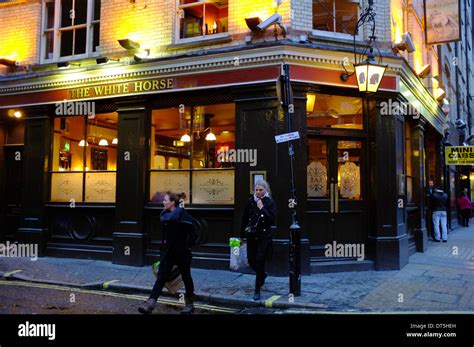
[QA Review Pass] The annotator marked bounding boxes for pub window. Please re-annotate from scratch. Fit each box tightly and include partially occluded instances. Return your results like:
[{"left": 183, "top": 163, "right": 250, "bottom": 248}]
[
  {"left": 177, "top": 0, "right": 228, "bottom": 40},
  {"left": 307, "top": 93, "right": 363, "bottom": 130},
  {"left": 313, "top": 0, "right": 359, "bottom": 35},
  {"left": 50, "top": 113, "right": 117, "bottom": 203},
  {"left": 150, "top": 103, "right": 235, "bottom": 205},
  {"left": 42, "top": 0, "right": 101, "bottom": 62}
]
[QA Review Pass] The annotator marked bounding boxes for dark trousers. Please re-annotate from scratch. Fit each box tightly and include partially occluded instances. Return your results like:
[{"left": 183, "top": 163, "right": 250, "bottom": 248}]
[
  {"left": 150, "top": 252, "right": 194, "bottom": 300},
  {"left": 247, "top": 234, "right": 270, "bottom": 290},
  {"left": 461, "top": 209, "right": 471, "bottom": 227}
]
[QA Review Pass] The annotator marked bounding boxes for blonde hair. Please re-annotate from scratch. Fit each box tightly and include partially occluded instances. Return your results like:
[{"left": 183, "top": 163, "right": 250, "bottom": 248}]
[{"left": 255, "top": 179, "right": 271, "bottom": 195}]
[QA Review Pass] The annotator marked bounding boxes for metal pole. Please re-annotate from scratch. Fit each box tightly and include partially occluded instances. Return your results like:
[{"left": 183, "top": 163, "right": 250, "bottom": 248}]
[{"left": 281, "top": 63, "right": 301, "bottom": 296}]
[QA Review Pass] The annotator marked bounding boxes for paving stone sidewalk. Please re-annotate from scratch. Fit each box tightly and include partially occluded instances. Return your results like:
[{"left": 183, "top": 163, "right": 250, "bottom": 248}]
[{"left": 1, "top": 226, "right": 474, "bottom": 312}]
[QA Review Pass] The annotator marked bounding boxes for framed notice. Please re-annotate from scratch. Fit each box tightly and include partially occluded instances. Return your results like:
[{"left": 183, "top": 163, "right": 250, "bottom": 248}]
[
  {"left": 249, "top": 171, "right": 267, "bottom": 194},
  {"left": 424, "top": 0, "right": 461, "bottom": 44}
]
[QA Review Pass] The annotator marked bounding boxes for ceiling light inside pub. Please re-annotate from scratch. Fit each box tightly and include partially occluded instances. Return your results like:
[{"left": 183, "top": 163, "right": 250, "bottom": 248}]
[
  {"left": 180, "top": 131, "right": 191, "bottom": 143},
  {"left": 99, "top": 139, "right": 109, "bottom": 146},
  {"left": 205, "top": 129, "right": 217, "bottom": 141},
  {"left": 112, "top": 138, "right": 118, "bottom": 144},
  {"left": 78, "top": 139, "right": 88, "bottom": 147}
]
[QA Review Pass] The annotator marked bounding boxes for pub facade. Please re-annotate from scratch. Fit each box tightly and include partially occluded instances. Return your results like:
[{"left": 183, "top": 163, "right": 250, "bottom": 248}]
[{"left": 0, "top": 0, "right": 464, "bottom": 275}]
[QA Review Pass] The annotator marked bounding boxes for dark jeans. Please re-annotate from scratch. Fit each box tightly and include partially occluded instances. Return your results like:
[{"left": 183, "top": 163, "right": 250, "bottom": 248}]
[
  {"left": 247, "top": 234, "right": 271, "bottom": 290},
  {"left": 461, "top": 209, "right": 471, "bottom": 227},
  {"left": 150, "top": 252, "right": 194, "bottom": 300}
]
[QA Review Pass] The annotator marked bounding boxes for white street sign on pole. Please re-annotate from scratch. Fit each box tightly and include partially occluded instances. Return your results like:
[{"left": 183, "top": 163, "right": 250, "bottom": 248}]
[{"left": 275, "top": 131, "right": 300, "bottom": 144}]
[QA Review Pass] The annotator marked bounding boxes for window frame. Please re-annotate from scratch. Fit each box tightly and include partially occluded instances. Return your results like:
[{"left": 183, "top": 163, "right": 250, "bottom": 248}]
[
  {"left": 49, "top": 114, "right": 118, "bottom": 204},
  {"left": 41, "top": 0, "right": 100, "bottom": 64},
  {"left": 148, "top": 104, "right": 236, "bottom": 206},
  {"left": 312, "top": 0, "right": 362, "bottom": 41},
  {"left": 175, "top": 0, "right": 229, "bottom": 44}
]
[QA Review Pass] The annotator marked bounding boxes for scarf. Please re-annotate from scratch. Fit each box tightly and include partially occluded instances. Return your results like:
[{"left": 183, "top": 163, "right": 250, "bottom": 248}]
[{"left": 254, "top": 191, "right": 270, "bottom": 202}]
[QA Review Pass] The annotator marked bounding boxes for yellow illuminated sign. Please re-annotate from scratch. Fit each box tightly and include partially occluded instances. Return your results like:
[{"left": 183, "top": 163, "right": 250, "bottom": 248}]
[
  {"left": 445, "top": 146, "right": 474, "bottom": 165},
  {"left": 69, "top": 78, "right": 174, "bottom": 99}
]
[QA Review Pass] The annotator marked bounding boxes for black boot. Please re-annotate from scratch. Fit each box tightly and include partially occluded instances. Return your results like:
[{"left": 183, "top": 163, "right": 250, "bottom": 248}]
[
  {"left": 181, "top": 295, "right": 195, "bottom": 314},
  {"left": 259, "top": 272, "right": 268, "bottom": 288},
  {"left": 138, "top": 298, "right": 156, "bottom": 314},
  {"left": 253, "top": 285, "right": 261, "bottom": 301}
]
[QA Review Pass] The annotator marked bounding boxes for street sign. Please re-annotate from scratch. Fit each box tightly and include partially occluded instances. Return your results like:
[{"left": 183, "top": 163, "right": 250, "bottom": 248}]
[
  {"left": 445, "top": 146, "right": 474, "bottom": 165},
  {"left": 275, "top": 131, "right": 300, "bottom": 144}
]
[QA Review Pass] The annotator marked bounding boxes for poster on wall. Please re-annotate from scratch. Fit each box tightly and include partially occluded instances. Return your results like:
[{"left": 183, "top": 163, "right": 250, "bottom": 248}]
[{"left": 424, "top": 0, "right": 461, "bottom": 44}]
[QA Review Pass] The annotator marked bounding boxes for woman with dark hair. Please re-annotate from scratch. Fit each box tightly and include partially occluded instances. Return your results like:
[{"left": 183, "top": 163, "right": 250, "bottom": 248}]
[
  {"left": 457, "top": 191, "right": 472, "bottom": 227},
  {"left": 240, "top": 179, "right": 276, "bottom": 301},
  {"left": 138, "top": 191, "right": 196, "bottom": 314}
]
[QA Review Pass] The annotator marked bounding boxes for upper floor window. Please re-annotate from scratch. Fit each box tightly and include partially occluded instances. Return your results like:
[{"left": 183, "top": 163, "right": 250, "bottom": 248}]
[
  {"left": 313, "top": 0, "right": 359, "bottom": 36},
  {"left": 42, "top": 0, "right": 100, "bottom": 63},
  {"left": 177, "top": 0, "right": 228, "bottom": 40}
]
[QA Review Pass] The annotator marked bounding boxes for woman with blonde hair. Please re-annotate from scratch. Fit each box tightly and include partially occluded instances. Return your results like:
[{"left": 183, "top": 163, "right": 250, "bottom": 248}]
[{"left": 240, "top": 179, "right": 276, "bottom": 301}]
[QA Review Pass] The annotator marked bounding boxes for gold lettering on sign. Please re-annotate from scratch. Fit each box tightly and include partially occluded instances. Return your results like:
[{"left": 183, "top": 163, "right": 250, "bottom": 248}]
[{"left": 69, "top": 79, "right": 174, "bottom": 99}]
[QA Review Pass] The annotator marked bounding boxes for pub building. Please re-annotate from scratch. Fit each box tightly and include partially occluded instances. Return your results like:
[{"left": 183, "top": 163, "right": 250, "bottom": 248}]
[{"left": 0, "top": 0, "right": 459, "bottom": 275}]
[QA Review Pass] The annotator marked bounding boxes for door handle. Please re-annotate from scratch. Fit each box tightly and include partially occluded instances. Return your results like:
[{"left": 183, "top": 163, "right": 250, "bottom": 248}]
[
  {"left": 330, "top": 183, "right": 334, "bottom": 213},
  {"left": 335, "top": 184, "right": 339, "bottom": 213}
]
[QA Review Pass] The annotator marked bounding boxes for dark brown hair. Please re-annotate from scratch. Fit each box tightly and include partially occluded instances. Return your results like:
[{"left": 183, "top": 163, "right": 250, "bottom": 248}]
[{"left": 165, "top": 191, "right": 187, "bottom": 207}]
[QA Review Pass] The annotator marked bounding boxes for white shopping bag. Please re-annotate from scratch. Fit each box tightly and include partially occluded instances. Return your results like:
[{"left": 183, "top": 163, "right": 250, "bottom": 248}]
[
  {"left": 229, "top": 237, "right": 240, "bottom": 270},
  {"left": 239, "top": 243, "right": 249, "bottom": 268}
]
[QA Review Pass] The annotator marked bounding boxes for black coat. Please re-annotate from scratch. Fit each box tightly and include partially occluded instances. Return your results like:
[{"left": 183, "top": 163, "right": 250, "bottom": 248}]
[
  {"left": 240, "top": 195, "right": 277, "bottom": 239},
  {"left": 160, "top": 207, "right": 194, "bottom": 262}
]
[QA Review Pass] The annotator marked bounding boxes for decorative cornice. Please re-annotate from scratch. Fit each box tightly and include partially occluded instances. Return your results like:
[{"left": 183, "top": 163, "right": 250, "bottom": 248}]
[{"left": 0, "top": 45, "right": 401, "bottom": 95}]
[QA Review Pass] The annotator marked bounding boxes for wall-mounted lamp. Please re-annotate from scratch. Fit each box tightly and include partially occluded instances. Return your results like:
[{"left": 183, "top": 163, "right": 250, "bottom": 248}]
[
  {"left": 245, "top": 17, "right": 262, "bottom": 32},
  {"left": 0, "top": 58, "right": 19, "bottom": 67},
  {"left": 392, "top": 32, "right": 416, "bottom": 53},
  {"left": 436, "top": 87, "right": 446, "bottom": 101},
  {"left": 118, "top": 38, "right": 140, "bottom": 50},
  {"left": 417, "top": 64, "right": 431, "bottom": 78},
  {"left": 96, "top": 57, "right": 120, "bottom": 65},
  {"left": 306, "top": 94, "right": 316, "bottom": 114},
  {"left": 7, "top": 109, "right": 22, "bottom": 118},
  {"left": 57, "top": 61, "right": 81, "bottom": 69}
]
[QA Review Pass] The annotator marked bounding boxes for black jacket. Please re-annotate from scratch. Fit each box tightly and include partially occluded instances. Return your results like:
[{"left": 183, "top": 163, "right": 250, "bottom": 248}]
[
  {"left": 160, "top": 207, "right": 195, "bottom": 261},
  {"left": 431, "top": 189, "right": 448, "bottom": 212},
  {"left": 240, "top": 195, "right": 277, "bottom": 239}
]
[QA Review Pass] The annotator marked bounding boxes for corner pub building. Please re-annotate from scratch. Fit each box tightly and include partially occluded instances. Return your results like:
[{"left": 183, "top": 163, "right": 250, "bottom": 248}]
[{"left": 0, "top": 0, "right": 452, "bottom": 275}]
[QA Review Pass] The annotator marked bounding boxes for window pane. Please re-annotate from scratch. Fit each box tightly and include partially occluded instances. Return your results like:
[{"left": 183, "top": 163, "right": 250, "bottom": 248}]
[
  {"left": 313, "top": 0, "right": 334, "bottom": 31},
  {"left": 74, "top": 0, "right": 88, "bottom": 25},
  {"left": 337, "top": 141, "right": 362, "bottom": 200},
  {"left": 92, "top": 23, "right": 100, "bottom": 52},
  {"left": 52, "top": 116, "right": 85, "bottom": 172},
  {"left": 44, "top": 31, "right": 54, "bottom": 60},
  {"left": 307, "top": 139, "right": 329, "bottom": 198},
  {"left": 94, "top": 0, "right": 101, "bottom": 20},
  {"left": 45, "top": 1, "right": 55, "bottom": 29},
  {"left": 180, "top": 5, "right": 204, "bottom": 38},
  {"left": 307, "top": 94, "right": 363, "bottom": 129},
  {"left": 85, "top": 172, "right": 116, "bottom": 202},
  {"left": 86, "top": 113, "right": 118, "bottom": 172},
  {"left": 74, "top": 27, "right": 87, "bottom": 55},
  {"left": 203, "top": 2, "right": 228, "bottom": 35},
  {"left": 151, "top": 107, "right": 192, "bottom": 170},
  {"left": 60, "top": 30, "right": 73, "bottom": 57},
  {"left": 60, "top": 0, "right": 73, "bottom": 28},
  {"left": 335, "top": 1, "right": 358, "bottom": 34}
]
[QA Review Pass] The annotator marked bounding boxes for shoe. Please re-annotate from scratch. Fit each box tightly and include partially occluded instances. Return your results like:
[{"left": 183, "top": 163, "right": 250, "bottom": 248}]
[
  {"left": 259, "top": 273, "right": 268, "bottom": 287},
  {"left": 181, "top": 295, "right": 195, "bottom": 314},
  {"left": 138, "top": 298, "right": 156, "bottom": 314},
  {"left": 442, "top": 240, "right": 448, "bottom": 243},
  {"left": 253, "top": 290, "right": 261, "bottom": 301},
  {"left": 433, "top": 239, "right": 441, "bottom": 242}
]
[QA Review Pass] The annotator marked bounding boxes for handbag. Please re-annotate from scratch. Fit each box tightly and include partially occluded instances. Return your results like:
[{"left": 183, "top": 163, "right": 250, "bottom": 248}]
[{"left": 245, "top": 215, "right": 261, "bottom": 234}]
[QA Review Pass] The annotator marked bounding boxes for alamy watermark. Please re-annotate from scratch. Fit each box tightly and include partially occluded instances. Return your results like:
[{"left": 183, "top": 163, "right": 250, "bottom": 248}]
[
  {"left": 217, "top": 148, "right": 257, "bottom": 167},
  {"left": 324, "top": 241, "right": 365, "bottom": 261},
  {"left": 55, "top": 100, "right": 95, "bottom": 117},
  {"left": 18, "top": 321, "right": 56, "bottom": 341},
  {"left": 380, "top": 99, "right": 420, "bottom": 119},
  {"left": 0, "top": 241, "right": 38, "bottom": 261}
]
